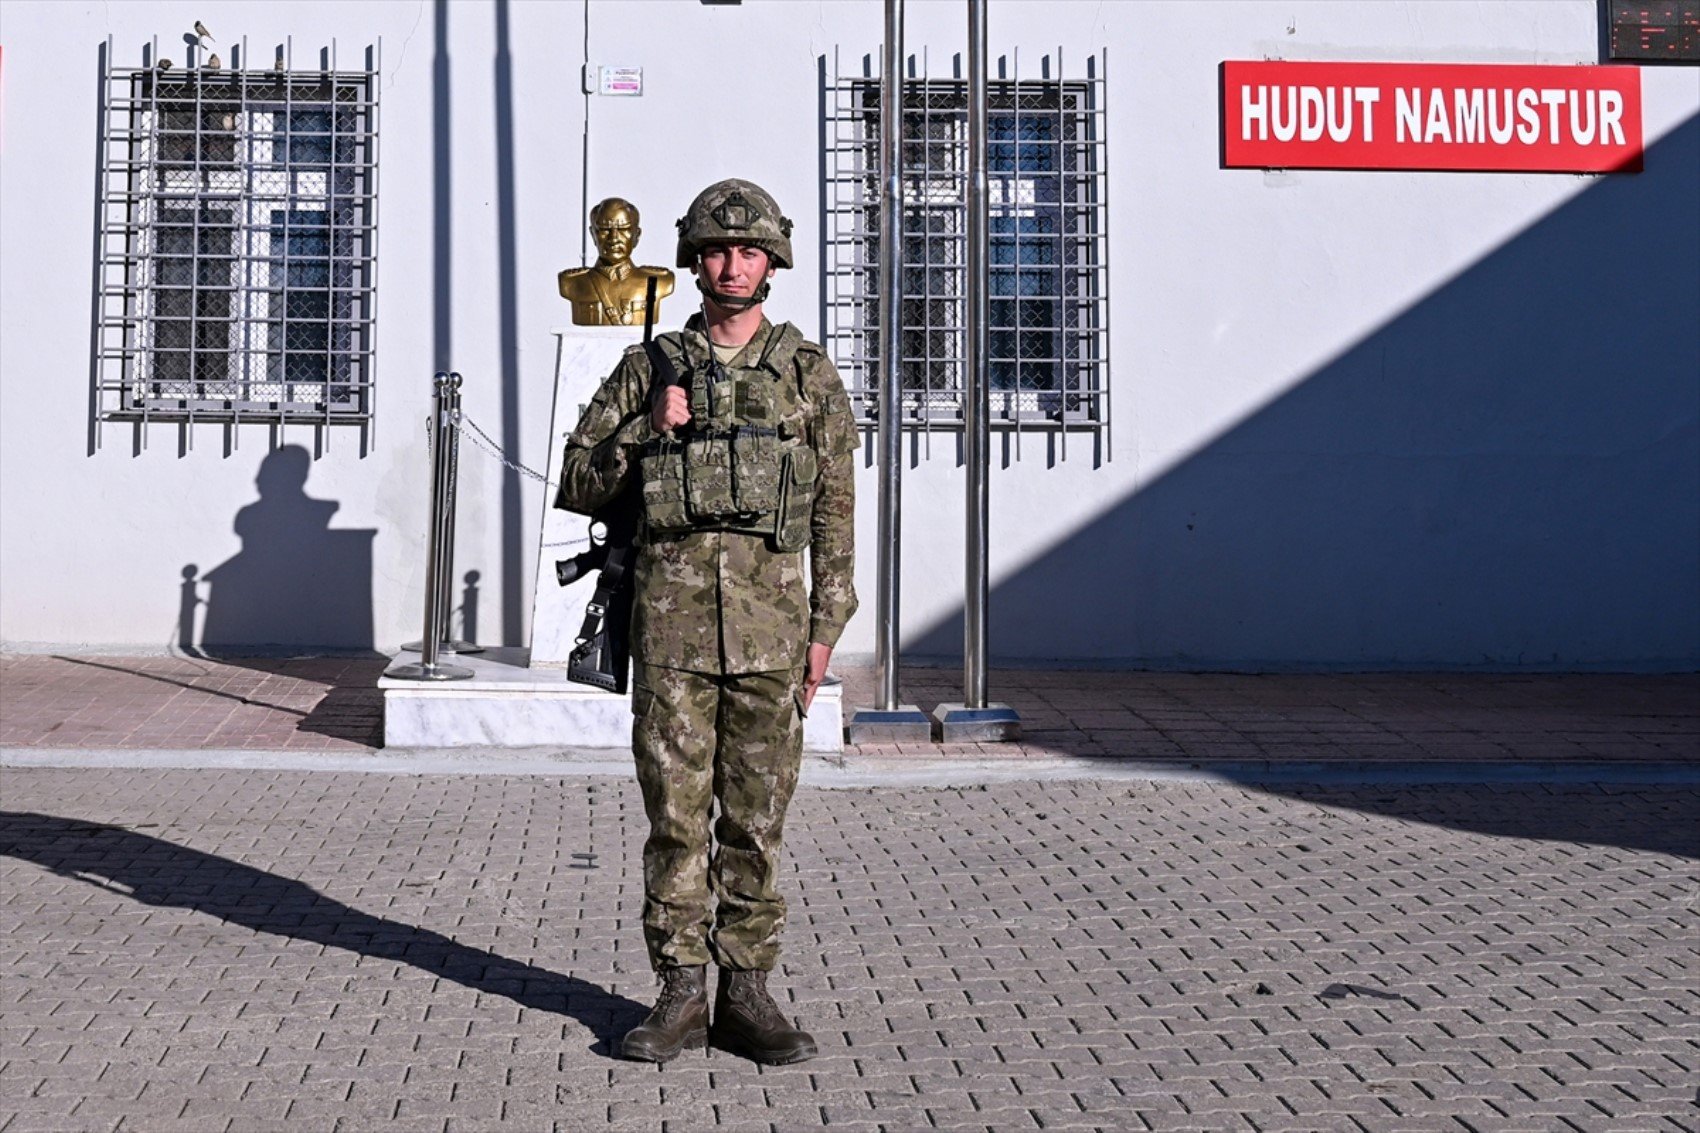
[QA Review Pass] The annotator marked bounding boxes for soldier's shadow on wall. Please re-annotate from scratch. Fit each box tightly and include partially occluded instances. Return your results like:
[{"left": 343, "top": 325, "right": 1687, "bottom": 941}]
[
  {"left": 172, "top": 445, "right": 382, "bottom": 744},
  {"left": 184, "top": 445, "right": 376, "bottom": 656}
]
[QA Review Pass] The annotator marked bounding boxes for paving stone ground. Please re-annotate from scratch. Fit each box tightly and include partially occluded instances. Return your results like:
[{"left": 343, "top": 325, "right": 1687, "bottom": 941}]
[
  {"left": 0, "top": 656, "right": 384, "bottom": 752},
  {"left": 3, "top": 767, "right": 1697, "bottom": 1132},
  {"left": 3, "top": 655, "right": 1695, "bottom": 764}
]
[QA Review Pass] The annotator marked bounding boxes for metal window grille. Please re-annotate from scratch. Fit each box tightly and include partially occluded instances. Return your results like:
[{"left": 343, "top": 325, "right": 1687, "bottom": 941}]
[
  {"left": 93, "top": 39, "right": 380, "bottom": 435},
  {"left": 823, "top": 48, "right": 1110, "bottom": 452}
]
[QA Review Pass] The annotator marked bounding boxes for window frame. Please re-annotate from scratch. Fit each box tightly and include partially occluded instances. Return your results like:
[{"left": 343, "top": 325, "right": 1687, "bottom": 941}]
[
  {"left": 92, "top": 48, "right": 381, "bottom": 436},
  {"left": 823, "top": 49, "right": 1111, "bottom": 453}
]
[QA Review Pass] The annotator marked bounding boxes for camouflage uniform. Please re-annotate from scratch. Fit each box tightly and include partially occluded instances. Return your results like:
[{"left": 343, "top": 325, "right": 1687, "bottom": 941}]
[{"left": 556, "top": 313, "right": 858, "bottom": 972}]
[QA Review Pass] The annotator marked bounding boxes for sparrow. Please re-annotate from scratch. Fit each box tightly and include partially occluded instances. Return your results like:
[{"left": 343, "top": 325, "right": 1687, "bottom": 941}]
[
  {"left": 205, "top": 53, "right": 221, "bottom": 70},
  {"left": 194, "top": 21, "right": 214, "bottom": 43}
]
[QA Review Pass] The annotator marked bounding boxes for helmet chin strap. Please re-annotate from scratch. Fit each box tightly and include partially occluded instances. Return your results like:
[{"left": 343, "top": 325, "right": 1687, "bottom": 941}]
[{"left": 694, "top": 274, "right": 770, "bottom": 311}]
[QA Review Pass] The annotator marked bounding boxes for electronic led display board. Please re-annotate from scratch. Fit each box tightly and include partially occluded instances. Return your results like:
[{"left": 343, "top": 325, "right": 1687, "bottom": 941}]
[{"left": 1607, "top": 0, "right": 1700, "bottom": 62}]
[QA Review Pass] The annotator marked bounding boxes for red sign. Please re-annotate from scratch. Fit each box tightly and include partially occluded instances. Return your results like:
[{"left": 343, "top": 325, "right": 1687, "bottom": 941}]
[{"left": 1222, "top": 61, "right": 1643, "bottom": 173}]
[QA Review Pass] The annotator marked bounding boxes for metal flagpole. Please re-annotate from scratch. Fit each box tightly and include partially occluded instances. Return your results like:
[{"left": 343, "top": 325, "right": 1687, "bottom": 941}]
[
  {"left": 934, "top": 0, "right": 1020, "bottom": 742},
  {"left": 965, "top": 0, "right": 990, "bottom": 707},
  {"left": 847, "top": 0, "right": 931, "bottom": 743}
]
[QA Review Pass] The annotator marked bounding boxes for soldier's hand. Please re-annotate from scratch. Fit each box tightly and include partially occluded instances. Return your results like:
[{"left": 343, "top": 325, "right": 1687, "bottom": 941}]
[
  {"left": 803, "top": 642, "right": 832, "bottom": 711},
  {"left": 651, "top": 386, "right": 692, "bottom": 436}
]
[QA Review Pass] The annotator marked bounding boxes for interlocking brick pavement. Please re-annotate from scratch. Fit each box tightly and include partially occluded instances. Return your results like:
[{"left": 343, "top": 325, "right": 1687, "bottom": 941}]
[
  {"left": 837, "top": 667, "right": 1700, "bottom": 762},
  {"left": 3, "top": 655, "right": 1696, "bottom": 765},
  {"left": 2, "top": 768, "right": 1696, "bottom": 1131},
  {"left": 0, "top": 656, "right": 386, "bottom": 751}
]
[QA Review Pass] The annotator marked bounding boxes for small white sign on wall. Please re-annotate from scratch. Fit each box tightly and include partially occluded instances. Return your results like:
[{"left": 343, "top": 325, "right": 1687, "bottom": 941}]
[{"left": 599, "top": 66, "right": 642, "bottom": 97}]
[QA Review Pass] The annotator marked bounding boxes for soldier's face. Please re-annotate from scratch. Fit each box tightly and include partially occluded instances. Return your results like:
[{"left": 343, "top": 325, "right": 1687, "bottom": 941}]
[{"left": 697, "top": 245, "right": 773, "bottom": 302}]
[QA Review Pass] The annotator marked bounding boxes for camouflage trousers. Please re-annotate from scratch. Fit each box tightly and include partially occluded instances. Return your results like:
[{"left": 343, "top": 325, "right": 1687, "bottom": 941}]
[{"left": 630, "top": 659, "right": 805, "bottom": 972}]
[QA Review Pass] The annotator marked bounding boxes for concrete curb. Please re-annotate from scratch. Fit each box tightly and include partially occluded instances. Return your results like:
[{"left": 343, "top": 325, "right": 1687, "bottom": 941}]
[{"left": 4, "top": 746, "right": 1697, "bottom": 788}]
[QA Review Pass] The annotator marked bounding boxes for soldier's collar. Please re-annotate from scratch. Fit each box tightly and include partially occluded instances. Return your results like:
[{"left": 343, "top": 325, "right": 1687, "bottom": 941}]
[{"left": 683, "top": 314, "right": 774, "bottom": 367}]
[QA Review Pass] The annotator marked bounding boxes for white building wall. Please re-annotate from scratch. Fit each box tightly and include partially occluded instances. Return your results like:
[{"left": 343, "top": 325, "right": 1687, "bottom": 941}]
[{"left": 1, "top": 0, "right": 1695, "bottom": 668}]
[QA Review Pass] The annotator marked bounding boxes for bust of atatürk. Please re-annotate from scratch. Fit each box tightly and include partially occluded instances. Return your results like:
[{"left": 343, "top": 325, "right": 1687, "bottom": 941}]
[{"left": 558, "top": 198, "right": 675, "bottom": 326}]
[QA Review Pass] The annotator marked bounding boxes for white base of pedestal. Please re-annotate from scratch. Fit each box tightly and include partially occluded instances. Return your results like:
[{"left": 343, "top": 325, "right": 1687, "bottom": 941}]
[
  {"left": 530, "top": 328, "right": 644, "bottom": 668},
  {"left": 380, "top": 647, "right": 844, "bottom": 752}
]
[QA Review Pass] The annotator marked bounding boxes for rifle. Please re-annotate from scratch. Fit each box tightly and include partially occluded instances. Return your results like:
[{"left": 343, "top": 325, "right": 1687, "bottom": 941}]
[{"left": 561, "top": 277, "right": 682, "bottom": 694}]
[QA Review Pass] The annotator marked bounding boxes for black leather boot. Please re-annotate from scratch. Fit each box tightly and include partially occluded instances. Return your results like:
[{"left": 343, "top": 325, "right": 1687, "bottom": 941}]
[
  {"left": 620, "top": 965, "right": 708, "bottom": 1062},
  {"left": 711, "top": 969, "right": 818, "bottom": 1065}
]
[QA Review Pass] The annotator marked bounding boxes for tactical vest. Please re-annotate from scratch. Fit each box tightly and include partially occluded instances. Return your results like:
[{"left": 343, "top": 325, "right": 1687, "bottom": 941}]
[{"left": 639, "top": 323, "right": 819, "bottom": 552}]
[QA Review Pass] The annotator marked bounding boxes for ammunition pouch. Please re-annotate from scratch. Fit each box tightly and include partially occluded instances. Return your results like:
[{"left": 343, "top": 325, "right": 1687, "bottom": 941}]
[
  {"left": 636, "top": 322, "right": 818, "bottom": 550},
  {"left": 640, "top": 425, "right": 810, "bottom": 547},
  {"left": 640, "top": 442, "right": 690, "bottom": 531},
  {"left": 642, "top": 423, "right": 816, "bottom": 547}
]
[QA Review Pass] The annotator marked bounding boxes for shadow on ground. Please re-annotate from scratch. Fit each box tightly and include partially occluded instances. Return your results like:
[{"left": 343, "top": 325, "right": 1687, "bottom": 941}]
[
  {"left": 223, "top": 655, "right": 389, "bottom": 746},
  {"left": 838, "top": 667, "right": 1699, "bottom": 857},
  {"left": 1246, "top": 783, "right": 1700, "bottom": 861},
  {"left": 49, "top": 654, "right": 387, "bottom": 747},
  {"left": 0, "top": 811, "right": 645, "bottom": 1053}
]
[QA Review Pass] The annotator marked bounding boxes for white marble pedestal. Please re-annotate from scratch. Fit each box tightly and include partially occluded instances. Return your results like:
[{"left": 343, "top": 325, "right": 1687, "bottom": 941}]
[
  {"left": 381, "top": 327, "right": 844, "bottom": 753},
  {"left": 383, "top": 645, "right": 844, "bottom": 751},
  {"left": 528, "top": 328, "right": 641, "bottom": 670}
]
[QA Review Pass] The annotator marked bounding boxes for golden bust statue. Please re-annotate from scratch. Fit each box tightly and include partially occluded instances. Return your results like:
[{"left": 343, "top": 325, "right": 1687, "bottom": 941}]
[{"left": 558, "top": 198, "right": 675, "bottom": 326}]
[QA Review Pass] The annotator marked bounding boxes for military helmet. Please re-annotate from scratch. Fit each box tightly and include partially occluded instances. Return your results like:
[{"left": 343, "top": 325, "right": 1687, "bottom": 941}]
[{"left": 675, "top": 179, "right": 793, "bottom": 270}]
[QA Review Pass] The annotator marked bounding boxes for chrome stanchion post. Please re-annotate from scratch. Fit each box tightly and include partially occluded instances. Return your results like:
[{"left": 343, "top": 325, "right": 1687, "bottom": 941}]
[
  {"left": 400, "top": 372, "right": 481, "bottom": 654},
  {"left": 847, "top": 0, "right": 933, "bottom": 744},
  {"left": 435, "top": 372, "right": 482, "bottom": 653},
  {"left": 387, "top": 372, "right": 474, "bottom": 681},
  {"left": 934, "top": 0, "right": 1019, "bottom": 742}
]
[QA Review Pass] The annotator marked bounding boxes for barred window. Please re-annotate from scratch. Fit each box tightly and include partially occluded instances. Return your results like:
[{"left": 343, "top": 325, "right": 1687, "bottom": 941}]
[
  {"left": 93, "top": 50, "right": 379, "bottom": 431},
  {"left": 823, "top": 51, "right": 1110, "bottom": 444}
]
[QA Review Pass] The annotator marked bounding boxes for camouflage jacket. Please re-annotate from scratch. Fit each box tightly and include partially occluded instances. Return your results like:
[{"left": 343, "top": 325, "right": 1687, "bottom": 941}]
[{"left": 555, "top": 315, "right": 858, "bottom": 675}]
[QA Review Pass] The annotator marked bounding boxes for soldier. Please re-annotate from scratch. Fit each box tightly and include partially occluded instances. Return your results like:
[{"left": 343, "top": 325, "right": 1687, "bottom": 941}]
[{"left": 555, "top": 179, "right": 858, "bottom": 1064}]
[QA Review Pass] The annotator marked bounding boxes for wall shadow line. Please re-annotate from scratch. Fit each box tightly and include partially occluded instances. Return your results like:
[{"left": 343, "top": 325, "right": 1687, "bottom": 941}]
[{"left": 909, "top": 114, "right": 1700, "bottom": 672}]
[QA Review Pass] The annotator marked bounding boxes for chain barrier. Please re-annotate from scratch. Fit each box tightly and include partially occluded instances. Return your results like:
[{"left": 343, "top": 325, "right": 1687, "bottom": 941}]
[
  {"left": 425, "top": 411, "right": 590, "bottom": 551},
  {"left": 455, "top": 411, "right": 554, "bottom": 485}
]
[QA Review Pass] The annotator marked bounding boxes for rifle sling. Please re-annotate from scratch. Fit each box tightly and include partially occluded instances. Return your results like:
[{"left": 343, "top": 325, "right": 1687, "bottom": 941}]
[
  {"left": 640, "top": 274, "right": 681, "bottom": 391},
  {"left": 574, "top": 537, "right": 632, "bottom": 647}
]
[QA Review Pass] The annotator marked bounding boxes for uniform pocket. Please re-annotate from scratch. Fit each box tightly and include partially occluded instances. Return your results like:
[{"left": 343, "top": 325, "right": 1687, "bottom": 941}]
[
  {"left": 631, "top": 681, "right": 656, "bottom": 722},
  {"left": 773, "top": 447, "right": 818, "bottom": 553}
]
